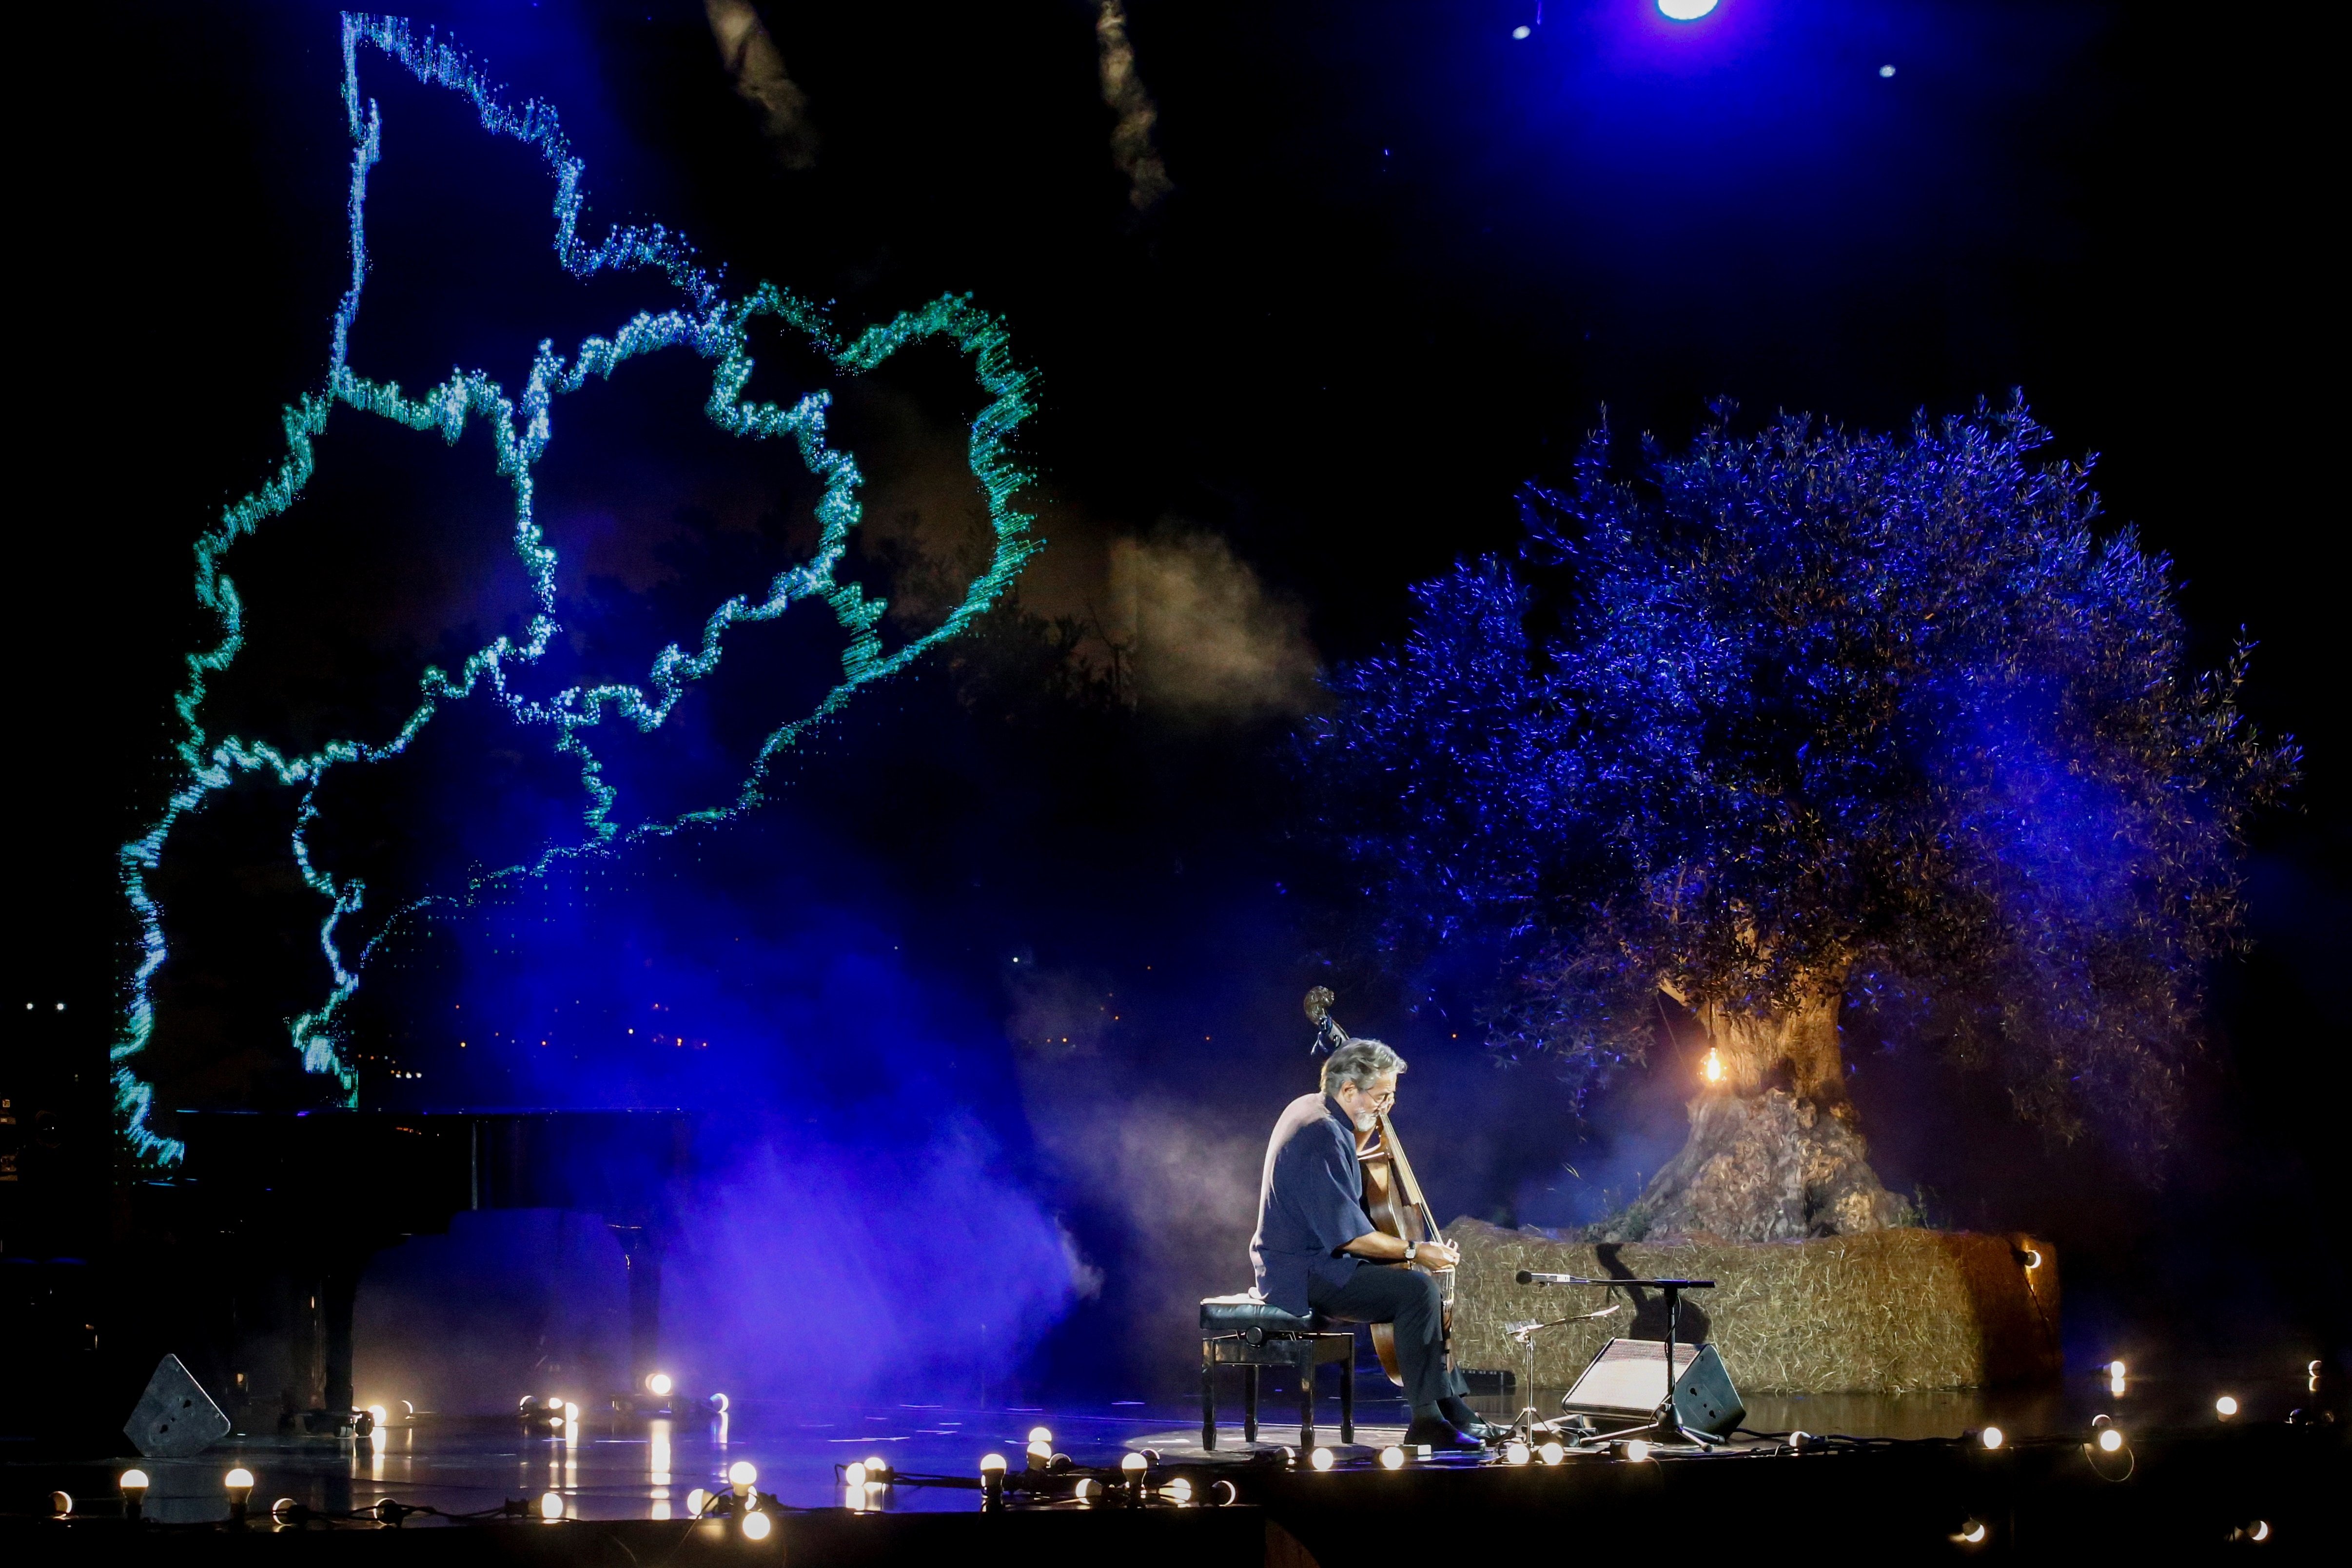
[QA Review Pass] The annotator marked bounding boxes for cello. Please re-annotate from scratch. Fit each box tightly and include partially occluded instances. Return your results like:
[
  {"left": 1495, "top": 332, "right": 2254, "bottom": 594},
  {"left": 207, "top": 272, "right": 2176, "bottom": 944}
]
[{"left": 1304, "top": 988, "right": 1454, "bottom": 1388}]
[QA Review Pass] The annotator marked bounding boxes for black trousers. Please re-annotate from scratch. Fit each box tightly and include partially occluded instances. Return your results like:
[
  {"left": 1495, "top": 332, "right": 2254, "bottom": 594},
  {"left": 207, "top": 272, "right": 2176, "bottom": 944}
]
[{"left": 1308, "top": 1264, "right": 1468, "bottom": 1409}]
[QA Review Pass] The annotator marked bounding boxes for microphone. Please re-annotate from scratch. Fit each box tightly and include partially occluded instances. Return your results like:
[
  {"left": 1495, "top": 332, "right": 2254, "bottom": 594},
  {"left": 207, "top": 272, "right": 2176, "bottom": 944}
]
[{"left": 1517, "top": 1270, "right": 1583, "bottom": 1285}]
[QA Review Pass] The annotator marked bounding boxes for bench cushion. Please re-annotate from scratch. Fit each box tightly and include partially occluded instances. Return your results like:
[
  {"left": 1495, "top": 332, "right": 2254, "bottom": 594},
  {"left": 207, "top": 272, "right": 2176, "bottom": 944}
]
[{"left": 1200, "top": 1292, "right": 1317, "bottom": 1334}]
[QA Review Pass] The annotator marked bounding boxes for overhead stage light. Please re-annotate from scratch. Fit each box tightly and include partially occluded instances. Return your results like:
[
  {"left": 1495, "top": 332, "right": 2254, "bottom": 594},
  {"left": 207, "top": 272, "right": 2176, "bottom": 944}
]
[{"left": 1658, "top": 0, "right": 1720, "bottom": 20}]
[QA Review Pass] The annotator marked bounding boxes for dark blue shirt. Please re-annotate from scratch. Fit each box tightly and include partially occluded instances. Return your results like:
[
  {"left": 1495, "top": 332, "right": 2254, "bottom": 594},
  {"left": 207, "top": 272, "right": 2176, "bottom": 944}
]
[{"left": 1250, "top": 1092, "right": 1374, "bottom": 1315}]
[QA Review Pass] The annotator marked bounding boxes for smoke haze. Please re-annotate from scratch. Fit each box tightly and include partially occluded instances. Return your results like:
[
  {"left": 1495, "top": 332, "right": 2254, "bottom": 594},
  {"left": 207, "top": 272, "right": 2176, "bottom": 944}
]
[{"left": 706, "top": 0, "right": 817, "bottom": 169}]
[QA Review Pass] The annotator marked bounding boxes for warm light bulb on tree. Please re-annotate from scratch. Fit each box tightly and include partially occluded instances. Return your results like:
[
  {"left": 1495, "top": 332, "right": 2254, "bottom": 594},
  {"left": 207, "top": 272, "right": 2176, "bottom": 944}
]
[{"left": 1702, "top": 1048, "right": 1725, "bottom": 1084}]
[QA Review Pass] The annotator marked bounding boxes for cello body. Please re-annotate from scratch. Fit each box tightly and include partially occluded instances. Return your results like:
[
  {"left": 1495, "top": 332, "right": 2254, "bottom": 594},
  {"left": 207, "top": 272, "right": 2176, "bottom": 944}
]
[{"left": 1357, "top": 1110, "right": 1453, "bottom": 1386}]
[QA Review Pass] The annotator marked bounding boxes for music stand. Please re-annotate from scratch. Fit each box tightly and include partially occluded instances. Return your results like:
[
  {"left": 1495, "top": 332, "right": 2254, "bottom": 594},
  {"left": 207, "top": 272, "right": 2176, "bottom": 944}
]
[{"left": 1515, "top": 1272, "right": 1718, "bottom": 1446}]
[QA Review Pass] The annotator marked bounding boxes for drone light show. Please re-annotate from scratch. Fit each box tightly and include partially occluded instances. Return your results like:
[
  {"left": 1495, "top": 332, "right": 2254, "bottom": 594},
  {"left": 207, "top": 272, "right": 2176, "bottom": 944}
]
[{"left": 110, "top": 15, "right": 1039, "bottom": 1160}]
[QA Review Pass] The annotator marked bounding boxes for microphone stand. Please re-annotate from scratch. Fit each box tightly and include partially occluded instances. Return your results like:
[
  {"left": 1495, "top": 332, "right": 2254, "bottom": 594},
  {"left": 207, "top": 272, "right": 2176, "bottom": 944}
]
[
  {"left": 1501, "top": 1305, "right": 1620, "bottom": 1444},
  {"left": 1516, "top": 1273, "right": 1718, "bottom": 1447}
]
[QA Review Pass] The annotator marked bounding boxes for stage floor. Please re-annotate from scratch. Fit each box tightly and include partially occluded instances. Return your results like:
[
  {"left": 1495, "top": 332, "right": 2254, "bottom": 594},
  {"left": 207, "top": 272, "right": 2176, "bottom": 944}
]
[{"left": 11, "top": 1362, "right": 2322, "bottom": 1526}]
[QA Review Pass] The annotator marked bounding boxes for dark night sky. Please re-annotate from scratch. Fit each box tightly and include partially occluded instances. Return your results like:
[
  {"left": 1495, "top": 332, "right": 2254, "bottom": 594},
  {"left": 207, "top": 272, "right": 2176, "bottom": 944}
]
[{"left": 10, "top": 1, "right": 2344, "bottom": 1394}]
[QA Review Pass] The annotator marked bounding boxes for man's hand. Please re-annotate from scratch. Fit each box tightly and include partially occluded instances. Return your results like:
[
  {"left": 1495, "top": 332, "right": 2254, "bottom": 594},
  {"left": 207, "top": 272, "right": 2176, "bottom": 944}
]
[{"left": 1342, "top": 1231, "right": 1461, "bottom": 1269}]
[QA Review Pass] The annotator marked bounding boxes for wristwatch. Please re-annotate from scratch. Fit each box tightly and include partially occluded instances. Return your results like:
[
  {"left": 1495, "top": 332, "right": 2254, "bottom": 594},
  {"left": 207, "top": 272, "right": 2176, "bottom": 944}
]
[{"left": 1404, "top": 1241, "right": 1418, "bottom": 1264}]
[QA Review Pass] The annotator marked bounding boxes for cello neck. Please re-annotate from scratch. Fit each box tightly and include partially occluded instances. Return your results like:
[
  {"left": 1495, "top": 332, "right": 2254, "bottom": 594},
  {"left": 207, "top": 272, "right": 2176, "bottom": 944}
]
[{"left": 1374, "top": 1109, "right": 1441, "bottom": 1244}]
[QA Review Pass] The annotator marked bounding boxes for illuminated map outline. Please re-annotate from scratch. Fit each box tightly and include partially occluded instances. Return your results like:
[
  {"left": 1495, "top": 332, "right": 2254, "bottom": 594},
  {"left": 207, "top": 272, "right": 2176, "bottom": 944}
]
[{"left": 114, "top": 13, "right": 1039, "bottom": 1161}]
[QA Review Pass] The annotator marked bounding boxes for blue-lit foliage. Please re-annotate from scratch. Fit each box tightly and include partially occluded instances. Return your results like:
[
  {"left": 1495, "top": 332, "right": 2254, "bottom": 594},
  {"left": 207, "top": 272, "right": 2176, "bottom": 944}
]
[
  {"left": 113, "top": 15, "right": 1039, "bottom": 1161},
  {"left": 1308, "top": 400, "right": 2295, "bottom": 1160}
]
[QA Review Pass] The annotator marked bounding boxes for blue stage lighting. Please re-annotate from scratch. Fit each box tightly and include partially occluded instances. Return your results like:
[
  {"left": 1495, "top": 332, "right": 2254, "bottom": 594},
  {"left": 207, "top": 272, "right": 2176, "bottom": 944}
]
[{"left": 1658, "top": 0, "right": 1719, "bottom": 20}]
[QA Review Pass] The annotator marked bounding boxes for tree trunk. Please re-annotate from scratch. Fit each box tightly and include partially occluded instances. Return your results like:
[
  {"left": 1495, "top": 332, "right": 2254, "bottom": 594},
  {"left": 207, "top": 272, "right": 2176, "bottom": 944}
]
[{"left": 1608, "top": 984, "right": 1910, "bottom": 1243}]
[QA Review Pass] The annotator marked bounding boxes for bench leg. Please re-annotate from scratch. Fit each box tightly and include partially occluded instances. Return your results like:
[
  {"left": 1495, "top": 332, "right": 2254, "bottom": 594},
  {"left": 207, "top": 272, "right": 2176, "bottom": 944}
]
[
  {"left": 1340, "top": 1347, "right": 1355, "bottom": 1444},
  {"left": 1243, "top": 1366, "right": 1259, "bottom": 1444},
  {"left": 1201, "top": 1357, "right": 1216, "bottom": 1450},
  {"left": 1299, "top": 1346, "right": 1316, "bottom": 1450}
]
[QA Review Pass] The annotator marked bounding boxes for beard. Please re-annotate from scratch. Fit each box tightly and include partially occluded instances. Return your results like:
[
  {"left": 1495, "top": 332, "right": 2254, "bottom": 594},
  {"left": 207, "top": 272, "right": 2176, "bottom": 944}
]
[{"left": 1351, "top": 1110, "right": 1379, "bottom": 1132}]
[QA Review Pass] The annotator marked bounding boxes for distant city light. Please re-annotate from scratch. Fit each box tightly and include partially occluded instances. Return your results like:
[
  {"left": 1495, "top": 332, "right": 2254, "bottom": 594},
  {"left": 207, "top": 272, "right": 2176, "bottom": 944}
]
[{"left": 1658, "top": 0, "right": 1720, "bottom": 20}]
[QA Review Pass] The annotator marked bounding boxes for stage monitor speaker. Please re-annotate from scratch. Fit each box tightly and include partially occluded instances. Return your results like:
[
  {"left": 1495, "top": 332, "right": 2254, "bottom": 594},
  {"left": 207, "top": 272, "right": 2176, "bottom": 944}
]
[
  {"left": 1561, "top": 1336, "right": 1745, "bottom": 1439},
  {"left": 124, "top": 1353, "right": 233, "bottom": 1458}
]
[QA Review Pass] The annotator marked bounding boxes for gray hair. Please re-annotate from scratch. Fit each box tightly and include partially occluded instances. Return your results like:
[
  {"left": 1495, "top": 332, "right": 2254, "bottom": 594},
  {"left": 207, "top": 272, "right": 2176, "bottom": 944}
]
[{"left": 1321, "top": 1038, "right": 1406, "bottom": 1097}]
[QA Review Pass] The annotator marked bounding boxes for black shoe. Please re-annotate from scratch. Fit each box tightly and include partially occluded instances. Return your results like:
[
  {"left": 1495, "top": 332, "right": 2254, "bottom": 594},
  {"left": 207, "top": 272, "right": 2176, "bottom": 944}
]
[
  {"left": 1436, "top": 1397, "right": 1504, "bottom": 1443},
  {"left": 1401, "top": 1415, "right": 1484, "bottom": 1452}
]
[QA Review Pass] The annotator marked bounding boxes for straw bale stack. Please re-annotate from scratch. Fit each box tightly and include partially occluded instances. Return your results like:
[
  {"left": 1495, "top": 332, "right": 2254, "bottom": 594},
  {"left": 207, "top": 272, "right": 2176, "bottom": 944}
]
[{"left": 1449, "top": 1218, "right": 2060, "bottom": 1393}]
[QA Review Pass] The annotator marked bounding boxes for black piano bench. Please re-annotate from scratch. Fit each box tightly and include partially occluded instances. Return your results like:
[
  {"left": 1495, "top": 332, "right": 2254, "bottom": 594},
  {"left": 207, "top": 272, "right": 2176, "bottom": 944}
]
[{"left": 1198, "top": 1294, "right": 1356, "bottom": 1451}]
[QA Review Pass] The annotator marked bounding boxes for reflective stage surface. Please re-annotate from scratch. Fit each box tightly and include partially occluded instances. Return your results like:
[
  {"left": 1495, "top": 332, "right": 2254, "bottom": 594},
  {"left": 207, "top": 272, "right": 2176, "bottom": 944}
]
[{"left": 15, "top": 1358, "right": 2323, "bottom": 1525}]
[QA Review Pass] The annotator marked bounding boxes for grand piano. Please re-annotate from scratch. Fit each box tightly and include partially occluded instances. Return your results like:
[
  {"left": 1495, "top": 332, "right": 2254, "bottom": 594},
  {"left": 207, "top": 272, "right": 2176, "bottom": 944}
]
[{"left": 124, "top": 1110, "right": 691, "bottom": 1434}]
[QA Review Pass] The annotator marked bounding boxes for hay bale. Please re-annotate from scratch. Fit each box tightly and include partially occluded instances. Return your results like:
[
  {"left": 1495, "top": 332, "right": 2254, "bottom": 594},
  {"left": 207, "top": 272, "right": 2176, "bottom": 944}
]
[{"left": 1449, "top": 1218, "right": 2061, "bottom": 1393}]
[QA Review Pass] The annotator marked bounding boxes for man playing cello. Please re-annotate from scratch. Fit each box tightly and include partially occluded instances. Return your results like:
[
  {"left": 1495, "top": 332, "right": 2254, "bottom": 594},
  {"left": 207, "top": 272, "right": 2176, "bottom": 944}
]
[{"left": 1249, "top": 1038, "right": 1491, "bottom": 1450}]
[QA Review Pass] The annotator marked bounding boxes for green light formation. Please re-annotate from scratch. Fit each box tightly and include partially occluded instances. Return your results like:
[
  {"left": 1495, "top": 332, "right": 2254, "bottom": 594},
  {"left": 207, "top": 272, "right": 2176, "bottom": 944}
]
[{"left": 113, "top": 13, "right": 1039, "bottom": 1161}]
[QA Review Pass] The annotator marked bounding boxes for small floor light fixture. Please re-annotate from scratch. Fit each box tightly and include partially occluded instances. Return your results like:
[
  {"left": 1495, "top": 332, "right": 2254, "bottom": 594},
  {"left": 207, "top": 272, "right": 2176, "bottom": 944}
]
[
  {"left": 539, "top": 1490, "right": 564, "bottom": 1520},
  {"left": 1309, "top": 1447, "right": 1335, "bottom": 1471},
  {"left": 741, "top": 1509, "right": 773, "bottom": 1541},
  {"left": 120, "top": 1469, "right": 149, "bottom": 1521},
  {"left": 2215, "top": 1395, "right": 2239, "bottom": 1418},
  {"left": 225, "top": 1467, "right": 255, "bottom": 1525},
  {"left": 980, "top": 1452, "right": 1008, "bottom": 1510},
  {"left": 1378, "top": 1445, "right": 1405, "bottom": 1470},
  {"left": 50, "top": 1491, "right": 72, "bottom": 1517},
  {"left": 1980, "top": 1426, "right": 2004, "bottom": 1450}
]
